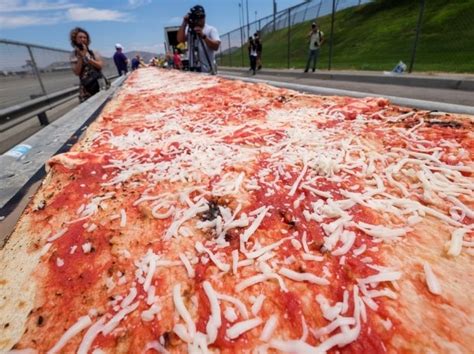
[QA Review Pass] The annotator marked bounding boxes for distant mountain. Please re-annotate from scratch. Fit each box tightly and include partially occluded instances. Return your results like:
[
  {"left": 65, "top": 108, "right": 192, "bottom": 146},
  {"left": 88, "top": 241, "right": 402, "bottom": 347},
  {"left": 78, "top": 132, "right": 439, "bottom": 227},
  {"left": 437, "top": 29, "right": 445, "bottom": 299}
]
[{"left": 123, "top": 51, "right": 157, "bottom": 63}]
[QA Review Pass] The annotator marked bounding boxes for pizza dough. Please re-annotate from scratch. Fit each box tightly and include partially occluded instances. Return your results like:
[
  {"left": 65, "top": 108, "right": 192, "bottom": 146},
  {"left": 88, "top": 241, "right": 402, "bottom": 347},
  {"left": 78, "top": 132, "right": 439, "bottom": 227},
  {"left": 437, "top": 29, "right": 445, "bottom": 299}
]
[{"left": 1, "top": 68, "right": 473, "bottom": 353}]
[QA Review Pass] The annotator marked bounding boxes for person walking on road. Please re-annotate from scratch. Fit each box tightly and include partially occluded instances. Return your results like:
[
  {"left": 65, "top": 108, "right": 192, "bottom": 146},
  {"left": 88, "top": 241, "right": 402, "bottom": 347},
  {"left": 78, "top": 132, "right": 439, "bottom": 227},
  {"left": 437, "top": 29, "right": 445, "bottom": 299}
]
[
  {"left": 304, "top": 22, "right": 324, "bottom": 73},
  {"left": 70, "top": 27, "right": 104, "bottom": 102},
  {"left": 113, "top": 43, "right": 128, "bottom": 76},
  {"left": 248, "top": 37, "right": 258, "bottom": 75}
]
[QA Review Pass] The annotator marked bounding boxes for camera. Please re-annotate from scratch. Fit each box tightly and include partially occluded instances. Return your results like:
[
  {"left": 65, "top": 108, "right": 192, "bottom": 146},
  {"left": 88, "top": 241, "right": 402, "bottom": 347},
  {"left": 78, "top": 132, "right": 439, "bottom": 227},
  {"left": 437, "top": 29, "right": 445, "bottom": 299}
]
[{"left": 188, "top": 5, "right": 205, "bottom": 28}]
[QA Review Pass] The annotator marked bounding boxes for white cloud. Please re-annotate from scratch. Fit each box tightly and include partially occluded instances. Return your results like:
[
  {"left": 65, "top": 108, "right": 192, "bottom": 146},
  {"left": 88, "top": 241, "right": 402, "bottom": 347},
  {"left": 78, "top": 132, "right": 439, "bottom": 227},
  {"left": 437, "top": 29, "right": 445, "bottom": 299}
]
[
  {"left": 128, "top": 0, "right": 151, "bottom": 8},
  {"left": 0, "top": 0, "right": 76, "bottom": 12},
  {"left": 66, "top": 7, "right": 128, "bottom": 22},
  {"left": 0, "top": 2, "right": 131, "bottom": 28},
  {"left": 0, "top": 13, "right": 61, "bottom": 28}
]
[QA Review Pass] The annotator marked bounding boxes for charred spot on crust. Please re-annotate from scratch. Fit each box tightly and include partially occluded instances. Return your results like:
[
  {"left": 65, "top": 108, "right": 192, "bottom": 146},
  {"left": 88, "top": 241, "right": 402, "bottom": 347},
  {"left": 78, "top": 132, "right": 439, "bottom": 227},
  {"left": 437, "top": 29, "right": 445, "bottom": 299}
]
[
  {"left": 426, "top": 120, "right": 463, "bottom": 129},
  {"left": 225, "top": 229, "right": 240, "bottom": 249},
  {"left": 279, "top": 209, "right": 296, "bottom": 227},
  {"left": 200, "top": 200, "right": 221, "bottom": 222},
  {"left": 276, "top": 95, "right": 287, "bottom": 103},
  {"left": 319, "top": 244, "right": 329, "bottom": 253},
  {"left": 37, "top": 315, "right": 44, "bottom": 326},
  {"left": 162, "top": 331, "right": 170, "bottom": 347},
  {"left": 402, "top": 118, "right": 420, "bottom": 129},
  {"left": 162, "top": 330, "right": 181, "bottom": 348},
  {"left": 298, "top": 264, "right": 306, "bottom": 272}
]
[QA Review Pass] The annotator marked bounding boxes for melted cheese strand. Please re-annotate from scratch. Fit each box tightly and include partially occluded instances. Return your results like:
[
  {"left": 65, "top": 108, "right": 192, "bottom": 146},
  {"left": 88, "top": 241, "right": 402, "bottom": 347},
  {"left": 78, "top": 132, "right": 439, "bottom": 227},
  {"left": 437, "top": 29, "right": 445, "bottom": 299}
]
[{"left": 47, "top": 316, "right": 92, "bottom": 354}]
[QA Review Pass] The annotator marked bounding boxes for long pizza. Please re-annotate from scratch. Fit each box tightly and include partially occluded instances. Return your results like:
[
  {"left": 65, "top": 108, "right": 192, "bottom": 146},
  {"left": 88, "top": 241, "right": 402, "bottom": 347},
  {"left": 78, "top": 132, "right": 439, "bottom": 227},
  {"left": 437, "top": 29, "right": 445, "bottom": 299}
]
[{"left": 1, "top": 68, "right": 473, "bottom": 353}]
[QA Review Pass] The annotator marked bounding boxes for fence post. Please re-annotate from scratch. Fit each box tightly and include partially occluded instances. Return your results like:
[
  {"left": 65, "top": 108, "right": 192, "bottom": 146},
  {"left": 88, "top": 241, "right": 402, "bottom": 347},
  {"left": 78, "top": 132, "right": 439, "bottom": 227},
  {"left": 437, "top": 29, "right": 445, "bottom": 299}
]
[
  {"left": 26, "top": 45, "right": 47, "bottom": 96},
  {"left": 240, "top": 27, "right": 245, "bottom": 67},
  {"left": 273, "top": 0, "right": 277, "bottom": 32},
  {"left": 287, "top": 8, "right": 291, "bottom": 69},
  {"left": 409, "top": 0, "right": 425, "bottom": 73},
  {"left": 228, "top": 35, "right": 232, "bottom": 67},
  {"left": 26, "top": 45, "right": 49, "bottom": 125},
  {"left": 328, "top": 0, "right": 336, "bottom": 71}
]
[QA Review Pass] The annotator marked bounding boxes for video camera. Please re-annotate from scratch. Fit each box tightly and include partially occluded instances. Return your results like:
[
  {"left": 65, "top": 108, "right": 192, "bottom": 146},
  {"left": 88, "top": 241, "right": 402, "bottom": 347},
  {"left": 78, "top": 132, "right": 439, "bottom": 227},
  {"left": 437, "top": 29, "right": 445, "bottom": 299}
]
[{"left": 188, "top": 5, "right": 205, "bottom": 28}]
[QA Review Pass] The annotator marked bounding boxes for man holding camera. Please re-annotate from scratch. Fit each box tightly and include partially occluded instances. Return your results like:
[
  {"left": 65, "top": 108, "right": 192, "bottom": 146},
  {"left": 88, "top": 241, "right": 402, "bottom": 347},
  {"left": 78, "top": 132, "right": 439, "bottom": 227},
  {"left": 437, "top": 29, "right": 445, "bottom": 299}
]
[
  {"left": 177, "top": 5, "right": 220, "bottom": 74},
  {"left": 304, "top": 22, "right": 324, "bottom": 73}
]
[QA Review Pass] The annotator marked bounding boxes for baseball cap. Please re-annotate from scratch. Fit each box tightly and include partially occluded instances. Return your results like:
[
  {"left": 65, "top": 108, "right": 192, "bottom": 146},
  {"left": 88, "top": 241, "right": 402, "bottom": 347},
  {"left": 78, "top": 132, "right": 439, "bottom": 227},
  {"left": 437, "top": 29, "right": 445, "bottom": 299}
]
[
  {"left": 190, "top": 5, "right": 205, "bottom": 17},
  {"left": 115, "top": 43, "right": 123, "bottom": 49}
]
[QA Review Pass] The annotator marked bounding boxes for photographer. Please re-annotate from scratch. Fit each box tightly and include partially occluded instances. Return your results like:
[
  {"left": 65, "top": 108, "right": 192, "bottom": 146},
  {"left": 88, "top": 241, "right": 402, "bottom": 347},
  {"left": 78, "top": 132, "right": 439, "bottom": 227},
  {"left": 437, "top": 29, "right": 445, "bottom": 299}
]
[
  {"left": 304, "top": 22, "right": 324, "bottom": 73},
  {"left": 177, "top": 5, "right": 220, "bottom": 74},
  {"left": 69, "top": 27, "right": 104, "bottom": 102}
]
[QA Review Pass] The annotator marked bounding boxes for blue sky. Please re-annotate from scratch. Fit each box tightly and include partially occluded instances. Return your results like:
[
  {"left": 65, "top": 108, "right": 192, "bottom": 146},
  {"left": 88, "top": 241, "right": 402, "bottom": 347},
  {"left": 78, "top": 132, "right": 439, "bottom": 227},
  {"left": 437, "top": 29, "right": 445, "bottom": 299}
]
[{"left": 0, "top": 0, "right": 303, "bottom": 56}]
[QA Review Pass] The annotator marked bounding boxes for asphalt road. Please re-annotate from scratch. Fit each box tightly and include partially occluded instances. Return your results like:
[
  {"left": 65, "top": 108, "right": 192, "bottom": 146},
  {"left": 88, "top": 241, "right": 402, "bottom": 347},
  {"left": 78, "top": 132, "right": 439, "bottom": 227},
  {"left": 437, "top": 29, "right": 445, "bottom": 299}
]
[
  {"left": 0, "top": 99, "right": 79, "bottom": 154},
  {"left": 0, "top": 68, "right": 116, "bottom": 109},
  {"left": 219, "top": 69, "right": 474, "bottom": 107}
]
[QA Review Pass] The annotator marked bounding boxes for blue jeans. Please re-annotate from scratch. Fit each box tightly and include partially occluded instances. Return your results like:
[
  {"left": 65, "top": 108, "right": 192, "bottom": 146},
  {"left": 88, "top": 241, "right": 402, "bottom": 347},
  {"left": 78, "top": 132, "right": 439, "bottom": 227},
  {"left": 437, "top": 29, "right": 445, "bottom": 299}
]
[{"left": 305, "top": 48, "right": 320, "bottom": 71}]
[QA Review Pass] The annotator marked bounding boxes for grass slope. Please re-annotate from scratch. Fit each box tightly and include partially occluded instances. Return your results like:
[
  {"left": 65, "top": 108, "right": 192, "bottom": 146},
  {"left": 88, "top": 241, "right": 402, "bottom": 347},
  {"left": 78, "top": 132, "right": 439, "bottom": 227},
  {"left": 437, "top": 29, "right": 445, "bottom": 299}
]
[{"left": 219, "top": 0, "right": 474, "bottom": 73}]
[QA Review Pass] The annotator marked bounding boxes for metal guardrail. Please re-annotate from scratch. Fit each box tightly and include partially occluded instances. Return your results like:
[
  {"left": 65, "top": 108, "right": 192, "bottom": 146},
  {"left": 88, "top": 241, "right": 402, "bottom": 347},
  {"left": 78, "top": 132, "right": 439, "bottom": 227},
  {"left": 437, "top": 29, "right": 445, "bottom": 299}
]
[
  {"left": 0, "top": 38, "right": 118, "bottom": 110},
  {"left": 0, "top": 75, "right": 119, "bottom": 133}
]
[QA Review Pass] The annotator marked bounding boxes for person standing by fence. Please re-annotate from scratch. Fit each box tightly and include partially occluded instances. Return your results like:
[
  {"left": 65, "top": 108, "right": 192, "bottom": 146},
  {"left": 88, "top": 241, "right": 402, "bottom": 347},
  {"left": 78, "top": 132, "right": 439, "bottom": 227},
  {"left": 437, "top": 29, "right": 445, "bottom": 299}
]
[
  {"left": 69, "top": 27, "right": 104, "bottom": 102},
  {"left": 248, "top": 37, "right": 258, "bottom": 75},
  {"left": 304, "top": 22, "right": 324, "bottom": 73},
  {"left": 113, "top": 44, "right": 128, "bottom": 76}
]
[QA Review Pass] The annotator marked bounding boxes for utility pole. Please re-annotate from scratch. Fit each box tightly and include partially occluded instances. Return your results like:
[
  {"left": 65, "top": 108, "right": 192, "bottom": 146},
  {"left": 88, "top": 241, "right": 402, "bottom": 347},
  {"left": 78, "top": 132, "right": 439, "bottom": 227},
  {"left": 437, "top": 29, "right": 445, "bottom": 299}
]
[
  {"left": 241, "top": 1, "right": 246, "bottom": 38},
  {"left": 238, "top": 2, "right": 243, "bottom": 55},
  {"left": 246, "top": 0, "right": 250, "bottom": 39},
  {"left": 238, "top": 2, "right": 242, "bottom": 29},
  {"left": 409, "top": 0, "right": 425, "bottom": 73},
  {"left": 255, "top": 11, "right": 257, "bottom": 23},
  {"left": 273, "top": 0, "right": 277, "bottom": 32},
  {"left": 328, "top": 0, "right": 336, "bottom": 70}
]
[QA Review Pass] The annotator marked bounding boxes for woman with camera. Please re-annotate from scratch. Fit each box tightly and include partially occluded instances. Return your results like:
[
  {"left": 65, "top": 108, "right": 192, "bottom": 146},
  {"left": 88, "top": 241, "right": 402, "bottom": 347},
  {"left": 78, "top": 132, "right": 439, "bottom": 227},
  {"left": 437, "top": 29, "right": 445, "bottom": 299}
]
[{"left": 70, "top": 27, "right": 104, "bottom": 102}]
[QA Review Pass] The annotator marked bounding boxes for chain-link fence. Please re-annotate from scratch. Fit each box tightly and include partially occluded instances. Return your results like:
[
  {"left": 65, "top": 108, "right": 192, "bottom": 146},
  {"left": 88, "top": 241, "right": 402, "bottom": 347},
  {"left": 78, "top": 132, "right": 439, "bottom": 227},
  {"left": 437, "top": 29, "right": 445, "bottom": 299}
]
[
  {"left": 0, "top": 39, "right": 117, "bottom": 110},
  {"left": 217, "top": 0, "right": 474, "bottom": 74}
]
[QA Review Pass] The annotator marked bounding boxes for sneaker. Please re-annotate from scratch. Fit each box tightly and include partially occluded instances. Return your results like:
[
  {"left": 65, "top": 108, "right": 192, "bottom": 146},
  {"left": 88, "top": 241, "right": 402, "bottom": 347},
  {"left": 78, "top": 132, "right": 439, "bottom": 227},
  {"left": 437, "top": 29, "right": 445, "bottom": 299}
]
[
  {"left": 304, "top": 69, "right": 308, "bottom": 73},
  {"left": 312, "top": 69, "right": 316, "bottom": 72}
]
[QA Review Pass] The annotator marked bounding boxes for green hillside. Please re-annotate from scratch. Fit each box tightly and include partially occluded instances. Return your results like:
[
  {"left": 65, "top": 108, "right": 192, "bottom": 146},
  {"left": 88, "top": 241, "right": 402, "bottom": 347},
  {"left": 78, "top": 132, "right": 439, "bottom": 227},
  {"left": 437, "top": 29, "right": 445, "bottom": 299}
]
[{"left": 218, "top": 0, "right": 474, "bottom": 73}]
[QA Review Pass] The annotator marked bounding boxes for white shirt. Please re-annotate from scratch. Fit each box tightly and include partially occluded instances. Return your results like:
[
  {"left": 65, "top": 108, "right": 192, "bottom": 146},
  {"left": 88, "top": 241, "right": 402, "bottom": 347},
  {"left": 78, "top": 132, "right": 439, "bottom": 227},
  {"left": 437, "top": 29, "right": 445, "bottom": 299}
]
[
  {"left": 187, "top": 24, "right": 220, "bottom": 73},
  {"left": 309, "top": 30, "right": 324, "bottom": 50}
]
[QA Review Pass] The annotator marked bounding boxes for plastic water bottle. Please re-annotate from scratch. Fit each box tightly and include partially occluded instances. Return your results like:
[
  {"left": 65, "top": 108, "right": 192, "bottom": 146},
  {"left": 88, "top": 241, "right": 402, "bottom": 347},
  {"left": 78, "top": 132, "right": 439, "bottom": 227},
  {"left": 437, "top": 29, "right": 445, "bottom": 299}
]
[{"left": 4, "top": 144, "right": 32, "bottom": 160}]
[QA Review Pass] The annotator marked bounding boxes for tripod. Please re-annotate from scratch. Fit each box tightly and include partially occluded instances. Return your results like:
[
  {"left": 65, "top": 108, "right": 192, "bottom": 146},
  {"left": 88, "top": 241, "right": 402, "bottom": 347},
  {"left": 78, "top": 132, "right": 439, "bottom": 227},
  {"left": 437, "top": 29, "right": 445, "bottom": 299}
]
[{"left": 189, "top": 29, "right": 216, "bottom": 75}]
